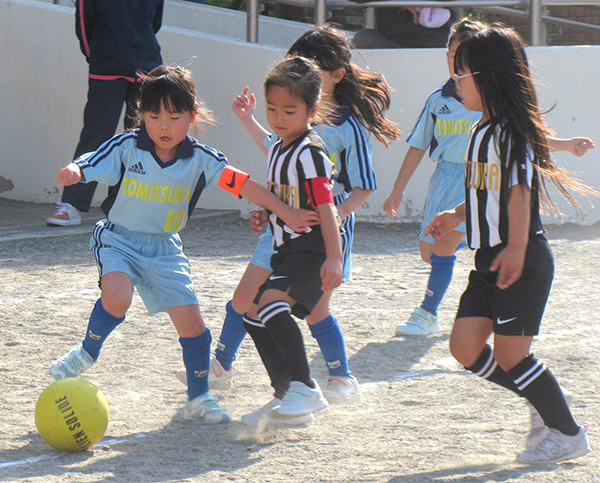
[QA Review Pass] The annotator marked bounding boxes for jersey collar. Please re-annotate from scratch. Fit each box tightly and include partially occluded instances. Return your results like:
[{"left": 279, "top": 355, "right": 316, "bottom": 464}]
[
  {"left": 136, "top": 128, "right": 195, "bottom": 165},
  {"left": 441, "top": 78, "right": 462, "bottom": 102}
]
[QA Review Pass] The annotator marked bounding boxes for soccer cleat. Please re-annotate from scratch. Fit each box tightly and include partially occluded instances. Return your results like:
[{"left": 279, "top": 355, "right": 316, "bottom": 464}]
[
  {"left": 394, "top": 307, "right": 440, "bottom": 336},
  {"left": 517, "top": 425, "right": 590, "bottom": 464},
  {"left": 49, "top": 345, "right": 94, "bottom": 380},
  {"left": 525, "top": 392, "right": 573, "bottom": 449},
  {"left": 185, "top": 393, "right": 231, "bottom": 423},
  {"left": 241, "top": 398, "right": 313, "bottom": 427},
  {"left": 46, "top": 202, "right": 82, "bottom": 227},
  {"left": 322, "top": 375, "right": 361, "bottom": 405},
  {"left": 175, "top": 358, "right": 233, "bottom": 391},
  {"left": 270, "top": 380, "right": 328, "bottom": 419}
]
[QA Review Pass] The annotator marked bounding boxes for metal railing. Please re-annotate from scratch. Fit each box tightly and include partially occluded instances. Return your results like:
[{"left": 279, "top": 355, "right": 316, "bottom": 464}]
[{"left": 246, "top": 0, "right": 600, "bottom": 46}]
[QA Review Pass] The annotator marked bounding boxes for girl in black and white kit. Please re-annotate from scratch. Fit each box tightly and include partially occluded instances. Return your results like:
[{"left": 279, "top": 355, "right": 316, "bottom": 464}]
[{"left": 426, "top": 25, "right": 595, "bottom": 464}]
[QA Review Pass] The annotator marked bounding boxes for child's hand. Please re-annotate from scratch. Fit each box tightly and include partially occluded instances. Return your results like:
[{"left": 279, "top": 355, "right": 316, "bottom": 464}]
[
  {"left": 320, "top": 258, "right": 343, "bottom": 292},
  {"left": 383, "top": 189, "right": 404, "bottom": 219},
  {"left": 232, "top": 86, "right": 257, "bottom": 120},
  {"left": 424, "top": 210, "right": 462, "bottom": 241},
  {"left": 283, "top": 208, "right": 320, "bottom": 233},
  {"left": 250, "top": 209, "right": 268, "bottom": 235},
  {"left": 56, "top": 163, "right": 82, "bottom": 186},
  {"left": 489, "top": 244, "right": 526, "bottom": 289},
  {"left": 566, "top": 137, "right": 595, "bottom": 157}
]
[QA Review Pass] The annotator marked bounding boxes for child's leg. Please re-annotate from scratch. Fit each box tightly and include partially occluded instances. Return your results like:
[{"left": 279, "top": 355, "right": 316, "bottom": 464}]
[
  {"left": 306, "top": 291, "right": 350, "bottom": 378},
  {"left": 215, "top": 263, "right": 271, "bottom": 371},
  {"left": 258, "top": 298, "right": 312, "bottom": 388},
  {"left": 169, "top": 304, "right": 230, "bottom": 423},
  {"left": 50, "top": 272, "right": 130, "bottom": 380},
  {"left": 243, "top": 313, "right": 290, "bottom": 399}
]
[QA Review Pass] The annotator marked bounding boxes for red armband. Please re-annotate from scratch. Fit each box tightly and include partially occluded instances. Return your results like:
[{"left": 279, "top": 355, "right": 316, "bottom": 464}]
[
  {"left": 305, "top": 176, "right": 334, "bottom": 208},
  {"left": 219, "top": 165, "right": 250, "bottom": 198}
]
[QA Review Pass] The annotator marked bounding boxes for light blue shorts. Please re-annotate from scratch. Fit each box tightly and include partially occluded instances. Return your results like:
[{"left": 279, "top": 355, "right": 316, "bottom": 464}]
[
  {"left": 90, "top": 219, "right": 199, "bottom": 315},
  {"left": 418, "top": 161, "right": 466, "bottom": 244},
  {"left": 249, "top": 209, "right": 354, "bottom": 283}
]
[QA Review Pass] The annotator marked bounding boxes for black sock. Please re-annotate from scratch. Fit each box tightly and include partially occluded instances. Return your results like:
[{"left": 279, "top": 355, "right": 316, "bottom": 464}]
[
  {"left": 465, "top": 344, "right": 521, "bottom": 395},
  {"left": 243, "top": 315, "right": 290, "bottom": 399},
  {"left": 508, "top": 355, "right": 578, "bottom": 436},
  {"left": 259, "top": 301, "right": 312, "bottom": 388}
]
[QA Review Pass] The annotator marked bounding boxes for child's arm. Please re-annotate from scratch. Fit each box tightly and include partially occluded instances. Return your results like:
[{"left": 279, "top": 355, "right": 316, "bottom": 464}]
[
  {"left": 489, "top": 183, "right": 530, "bottom": 290},
  {"left": 336, "top": 187, "right": 373, "bottom": 221},
  {"left": 547, "top": 136, "right": 595, "bottom": 157},
  {"left": 424, "top": 202, "right": 466, "bottom": 241},
  {"left": 316, "top": 203, "right": 343, "bottom": 291},
  {"left": 237, "top": 176, "right": 320, "bottom": 232},
  {"left": 232, "top": 86, "right": 270, "bottom": 156},
  {"left": 383, "top": 146, "right": 427, "bottom": 218},
  {"left": 56, "top": 163, "right": 83, "bottom": 186}
]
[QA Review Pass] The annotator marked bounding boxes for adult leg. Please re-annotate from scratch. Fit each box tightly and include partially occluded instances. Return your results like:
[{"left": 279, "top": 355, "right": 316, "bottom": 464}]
[{"left": 62, "top": 79, "right": 132, "bottom": 212}]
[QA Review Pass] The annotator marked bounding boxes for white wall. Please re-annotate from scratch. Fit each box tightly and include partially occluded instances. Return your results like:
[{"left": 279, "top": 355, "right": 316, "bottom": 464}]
[{"left": 1, "top": 0, "right": 599, "bottom": 224}]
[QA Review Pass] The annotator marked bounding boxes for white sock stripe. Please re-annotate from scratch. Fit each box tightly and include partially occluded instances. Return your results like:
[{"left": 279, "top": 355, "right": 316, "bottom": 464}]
[
  {"left": 474, "top": 348, "right": 495, "bottom": 377},
  {"left": 516, "top": 363, "right": 548, "bottom": 391},
  {"left": 481, "top": 359, "right": 498, "bottom": 379},
  {"left": 514, "top": 359, "right": 545, "bottom": 385},
  {"left": 258, "top": 301, "right": 291, "bottom": 323},
  {"left": 243, "top": 315, "right": 264, "bottom": 328}
]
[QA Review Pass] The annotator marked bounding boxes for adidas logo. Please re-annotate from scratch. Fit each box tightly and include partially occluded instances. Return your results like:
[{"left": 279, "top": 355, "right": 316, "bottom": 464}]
[
  {"left": 438, "top": 104, "right": 451, "bottom": 115},
  {"left": 128, "top": 162, "right": 146, "bottom": 175}
]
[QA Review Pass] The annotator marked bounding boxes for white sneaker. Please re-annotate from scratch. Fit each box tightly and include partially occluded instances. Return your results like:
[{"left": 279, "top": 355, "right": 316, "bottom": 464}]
[
  {"left": 175, "top": 358, "right": 233, "bottom": 391},
  {"left": 322, "top": 376, "right": 361, "bottom": 405},
  {"left": 241, "top": 398, "right": 313, "bottom": 427},
  {"left": 185, "top": 393, "right": 231, "bottom": 423},
  {"left": 46, "top": 202, "right": 82, "bottom": 226},
  {"left": 517, "top": 425, "right": 590, "bottom": 464},
  {"left": 271, "top": 380, "right": 328, "bottom": 419},
  {"left": 525, "top": 392, "right": 573, "bottom": 449},
  {"left": 395, "top": 307, "right": 440, "bottom": 336},
  {"left": 49, "top": 345, "right": 94, "bottom": 380}
]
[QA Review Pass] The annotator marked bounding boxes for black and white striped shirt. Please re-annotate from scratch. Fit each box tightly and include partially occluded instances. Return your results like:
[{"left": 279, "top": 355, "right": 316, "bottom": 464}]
[
  {"left": 465, "top": 119, "right": 543, "bottom": 249},
  {"left": 265, "top": 130, "right": 334, "bottom": 249}
]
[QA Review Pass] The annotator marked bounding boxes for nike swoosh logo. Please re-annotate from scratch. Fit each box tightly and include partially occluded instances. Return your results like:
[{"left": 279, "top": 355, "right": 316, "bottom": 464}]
[
  {"left": 269, "top": 275, "right": 287, "bottom": 280},
  {"left": 496, "top": 317, "right": 517, "bottom": 325},
  {"left": 226, "top": 172, "right": 236, "bottom": 188}
]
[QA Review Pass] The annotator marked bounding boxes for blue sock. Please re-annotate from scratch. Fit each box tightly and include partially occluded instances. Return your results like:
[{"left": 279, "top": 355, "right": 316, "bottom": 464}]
[
  {"left": 214, "top": 301, "right": 246, "bottom": 371},
  {"left": 421, "top": 254, "right": 456, "bottom": 317},
  {"left": 308, "top": 315, "right": 351, "bottom": 378},
  {"left": 180, "top": 328, "right": 211, "bottom": 400},
  {"left": 82, "top": 299, "right": 124, "bottom": 361}
]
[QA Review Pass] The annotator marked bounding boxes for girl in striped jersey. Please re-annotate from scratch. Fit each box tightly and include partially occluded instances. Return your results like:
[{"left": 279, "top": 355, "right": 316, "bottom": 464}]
[
  {"left": 425, "top": 26, "right": 596, "bottom": 463},
  {"left": 181, "top": 26, "right": 400, "bottom": 416}
]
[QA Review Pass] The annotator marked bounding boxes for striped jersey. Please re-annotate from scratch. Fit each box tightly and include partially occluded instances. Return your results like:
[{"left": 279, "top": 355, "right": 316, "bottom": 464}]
[
  {"left": 265, "top": 106, "right": 377, "bottom": 201},
  {"left": 407, "top": 79, "right": 481, "bottom": 164},
  {"left": 465, "top": 118, "right": 543, "bottom": 249},
  {"left": 75, "top": 128, "right": 227, "bottom": 234},
  {"left": 265, "top": 129, "right": 334, "bottom": 248}
]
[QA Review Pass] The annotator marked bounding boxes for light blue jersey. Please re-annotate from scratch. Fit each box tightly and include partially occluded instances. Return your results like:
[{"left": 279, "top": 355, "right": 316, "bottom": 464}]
[
  {"left": 76, "top": 128, "right": 227, "bottom": 234},
  {"left": 407, "top": 79, "right": 481, "bottom": 164}
]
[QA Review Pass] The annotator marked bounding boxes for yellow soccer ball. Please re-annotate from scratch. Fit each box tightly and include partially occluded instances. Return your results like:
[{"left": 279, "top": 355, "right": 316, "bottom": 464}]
[{"left": 35, "top": 378, "right": 109, "bottom": 452}]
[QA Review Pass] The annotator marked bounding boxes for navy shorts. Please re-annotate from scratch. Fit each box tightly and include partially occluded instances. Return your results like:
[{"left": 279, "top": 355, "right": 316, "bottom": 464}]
[
  {"left": 254, "top": 230, "right": 326, "bottom": 319},
  {"left": 456, "top": 234, "right": 554, "bottom": 336}
]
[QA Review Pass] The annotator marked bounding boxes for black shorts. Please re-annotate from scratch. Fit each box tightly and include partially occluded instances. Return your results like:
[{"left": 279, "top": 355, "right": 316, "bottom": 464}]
[
  {"left": 254, "top": 231, "right": 326, "bottom": 319},
  {"left": 456, "top": 234, "right": 554, "bottom": 336}
]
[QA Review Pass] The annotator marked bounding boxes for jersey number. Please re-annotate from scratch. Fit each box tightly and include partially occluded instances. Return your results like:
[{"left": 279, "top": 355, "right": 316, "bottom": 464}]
[{"left": 164, "top": 209, "right": 185, "bottom": 233}]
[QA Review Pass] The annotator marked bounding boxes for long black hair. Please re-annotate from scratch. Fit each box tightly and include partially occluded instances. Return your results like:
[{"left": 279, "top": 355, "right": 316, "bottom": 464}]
[
  {"left": 455, "top": 26, "right": 593, "bottom": 214},
  {"left": 287, "top": 25, "right": 401, "bottom": 147}
]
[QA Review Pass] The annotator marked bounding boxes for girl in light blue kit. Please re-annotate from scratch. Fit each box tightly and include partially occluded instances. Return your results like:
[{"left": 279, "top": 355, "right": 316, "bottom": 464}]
[
  {"left": 384, "top": 18, "right": 594, "bottom": 337},
  {"left": 177, "top": 26, "right": 401, "bottom": 410},
  {"left": 49, "top": 65, "right": 317, "bottom": 423}
]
